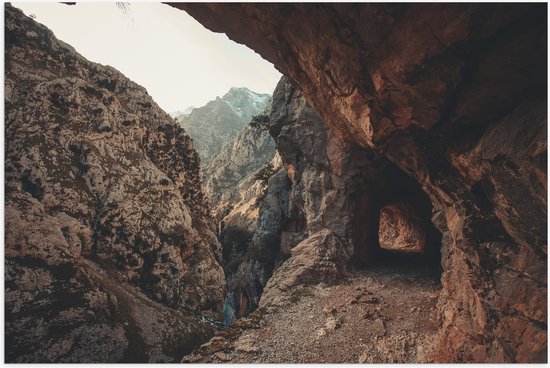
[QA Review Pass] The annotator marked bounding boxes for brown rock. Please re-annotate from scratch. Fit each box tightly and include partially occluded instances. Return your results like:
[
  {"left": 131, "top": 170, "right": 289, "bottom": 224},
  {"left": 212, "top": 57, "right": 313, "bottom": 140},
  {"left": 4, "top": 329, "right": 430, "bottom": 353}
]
[
  {"left": 5, "top": 5, "right": 223, "bottom": 362},
  {"left": 172, "top": 3, "right": 547, "bottom": 362},
  {"left": 234, "top": 338, "right": 261, "bottom": 353},
  {"left": 259, "top": 229, "right": 348, "bottom": 307},
  {"left": 379, "top": 202, "right": 426, "bottom": 252},
  {"left": 325, "top": 316, "right": 342, "bottom": 331},
  {"left": 213, "top": 351, "right": 232, "bottom": 362}
]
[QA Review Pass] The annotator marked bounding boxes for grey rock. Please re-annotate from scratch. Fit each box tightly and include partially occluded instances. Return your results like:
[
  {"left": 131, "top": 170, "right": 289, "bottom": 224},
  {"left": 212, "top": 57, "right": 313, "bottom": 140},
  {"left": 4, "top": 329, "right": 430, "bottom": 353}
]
[
  {"left": 204, "top": 102, "right": 276, "bottom": 218},
  {"left": 176, "top": 87, "right": 270, "bottom": 163}
]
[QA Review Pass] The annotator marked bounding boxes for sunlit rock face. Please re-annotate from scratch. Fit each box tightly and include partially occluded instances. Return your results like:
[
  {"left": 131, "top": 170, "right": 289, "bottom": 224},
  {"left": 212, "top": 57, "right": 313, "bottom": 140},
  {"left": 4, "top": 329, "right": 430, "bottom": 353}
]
[
  {"left": 378, "top": 202, "right": 425, "bottom": 253},
  {"left": 259, "top": 77, "right": 442, "bottom": 307},
  {"left": 221, "top": 77, "right": 438, "bottom": 321},
  {"left": 175, "top": 3, "right": 547, "bottom": 362},
  {"left": 203, "top": 103, "right": 276, "bottom": 220},
  {"left": 220, "top": 76, "right": 370, "bottom": 324},
  {"left": 219, "top": 153, "right": 289, "bottom": 325},
  {"left": 5, "top": 5, "right": 224, "bottom": 362}
]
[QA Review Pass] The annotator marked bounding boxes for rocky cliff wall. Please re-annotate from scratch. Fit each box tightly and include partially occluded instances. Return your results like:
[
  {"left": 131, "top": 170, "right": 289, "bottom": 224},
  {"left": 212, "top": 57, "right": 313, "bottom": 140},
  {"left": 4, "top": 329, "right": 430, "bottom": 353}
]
[
  {"left": 174, "top": 3, "right": 547, "bottom": 362},
  {"left": 219, "top": 153, "right": 289, "bottom": 325},
  {"left": 220, "top": 76, "right": 441, "bottom": 324},
  {"left": 204, "top": 106, "right": 276, "bottom": 219},
  {"left": 5, "top": 5, "right": 225, "bottom": 362},
  {"left": 260, "top": 77, "right": 441, "bottom": 306}
]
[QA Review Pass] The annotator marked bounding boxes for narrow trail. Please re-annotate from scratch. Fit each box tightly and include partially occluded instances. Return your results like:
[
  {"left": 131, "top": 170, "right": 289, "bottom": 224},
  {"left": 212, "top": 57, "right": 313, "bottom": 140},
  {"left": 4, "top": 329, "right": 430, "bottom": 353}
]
[{"left": 183, "top": 260, "right": 442, "bottom": 363}]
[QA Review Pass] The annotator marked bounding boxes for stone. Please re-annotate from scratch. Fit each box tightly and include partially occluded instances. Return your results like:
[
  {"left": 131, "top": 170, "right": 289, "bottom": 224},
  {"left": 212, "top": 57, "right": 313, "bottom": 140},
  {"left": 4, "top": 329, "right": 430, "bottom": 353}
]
[
  {"left": 234, "top": 339, "right": 260, "bottom": 353},
  {"left": 5, "top": 5, "right": 222, "bottom": 362},
  {"left": 172, "top": 3, "right": 547, "bottom": 362},
  {"left": 325, "top": 316, "right": 341, "bottom": 331},
  {"left": 213, "top": 351, "right": 232, "bottom": 362},
  {"left": 260, "top": 229, "right": 348, "bottom": 307},
  {"left": 315, "top": 328, "right": 327, "bottom": 340},
  {"left": 378, "top": 202, "right": 426, "bottom": 252}
]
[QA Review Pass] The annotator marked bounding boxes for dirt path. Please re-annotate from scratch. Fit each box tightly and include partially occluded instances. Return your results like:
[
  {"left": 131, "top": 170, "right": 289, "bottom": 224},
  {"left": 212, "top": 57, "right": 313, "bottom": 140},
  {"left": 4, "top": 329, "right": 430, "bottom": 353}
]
[{"left": 183, "top": 262, "right": 442, "bottom": 363}]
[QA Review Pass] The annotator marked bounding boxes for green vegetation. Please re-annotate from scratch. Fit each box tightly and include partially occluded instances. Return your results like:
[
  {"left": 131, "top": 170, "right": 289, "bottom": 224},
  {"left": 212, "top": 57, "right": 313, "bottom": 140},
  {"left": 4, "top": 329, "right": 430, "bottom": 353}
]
[
  {"left": 254, "top": 162, "right": 277, "bottom": 183},
  {"left": 221, "top": 227, "right": 254, "bottom": 275},
  {"left": 249, "top": 113, "right": 270, "bottom": 130}
]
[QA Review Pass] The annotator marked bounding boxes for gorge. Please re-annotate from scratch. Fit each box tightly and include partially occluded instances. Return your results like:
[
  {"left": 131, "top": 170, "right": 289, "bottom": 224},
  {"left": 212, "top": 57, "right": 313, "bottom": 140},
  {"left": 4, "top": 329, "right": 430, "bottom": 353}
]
[{"left": 4, "top": 2, "right": 548, "bottom": 363}]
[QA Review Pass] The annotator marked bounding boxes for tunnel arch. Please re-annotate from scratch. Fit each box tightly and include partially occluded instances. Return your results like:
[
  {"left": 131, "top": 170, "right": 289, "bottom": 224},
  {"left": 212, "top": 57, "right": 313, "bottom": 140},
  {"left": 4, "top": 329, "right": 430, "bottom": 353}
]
[{"left": 350, "top": 155, "right": 442, "bottom": 272}]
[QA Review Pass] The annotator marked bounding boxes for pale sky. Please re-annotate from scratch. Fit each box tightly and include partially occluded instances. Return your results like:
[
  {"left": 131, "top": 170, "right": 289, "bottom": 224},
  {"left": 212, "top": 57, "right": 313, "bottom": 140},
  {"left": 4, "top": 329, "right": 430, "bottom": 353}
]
[{"left": 13, "top": 2, "right": 282, "bottom": 113}]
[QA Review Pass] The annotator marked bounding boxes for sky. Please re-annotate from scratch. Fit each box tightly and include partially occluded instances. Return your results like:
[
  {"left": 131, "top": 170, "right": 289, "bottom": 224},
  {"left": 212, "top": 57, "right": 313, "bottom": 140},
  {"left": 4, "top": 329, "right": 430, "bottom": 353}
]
[{"left": 13, "top": 2, "right": 282, "bottom": 113}]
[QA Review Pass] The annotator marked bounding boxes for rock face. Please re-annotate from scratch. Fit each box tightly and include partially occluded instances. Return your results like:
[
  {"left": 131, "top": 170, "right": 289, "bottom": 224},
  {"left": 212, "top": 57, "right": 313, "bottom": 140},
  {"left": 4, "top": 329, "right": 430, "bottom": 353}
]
[
  {"left": 203, "top": 106, "right": 276, "bottom": 216},
  {"left": 174, "top": 3, "right": 547, "bottom": 362},
  {"left": 220, "top": 76, "right": 441, "bottom": 323},
  {"left": 378, "top": 202, "right": 426, "bottom": 253},
  {"left": 5, "top": 5, "right": 225, "bottom": 362},
  {"left": 176, "top": 87, "right": 270, "bottom": 164},
  {"left": 259, "top": 77, "right": 441, "bottom": 307},
  {"left": 219, "top": 153, "right": 290, "bottom": 325},
  {"left": 220, "top": 76, "right": 352, "bottom": 323}
]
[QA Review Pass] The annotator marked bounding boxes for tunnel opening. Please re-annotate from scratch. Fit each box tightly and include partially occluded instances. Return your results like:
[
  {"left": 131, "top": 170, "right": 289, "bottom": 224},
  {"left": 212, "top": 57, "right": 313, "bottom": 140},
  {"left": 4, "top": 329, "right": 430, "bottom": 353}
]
[{"left": 351, "top": 156, "right": 443, "bottom": 279}]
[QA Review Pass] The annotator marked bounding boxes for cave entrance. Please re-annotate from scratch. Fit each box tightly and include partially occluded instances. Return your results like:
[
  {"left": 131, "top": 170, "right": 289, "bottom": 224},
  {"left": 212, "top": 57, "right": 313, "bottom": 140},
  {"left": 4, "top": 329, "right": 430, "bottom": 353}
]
[
  {"left": 352, "top": 158, "right": 442, "bottom": 278},
  {"left": 373, "top": 197, "right": 443, "bottom": 278}
]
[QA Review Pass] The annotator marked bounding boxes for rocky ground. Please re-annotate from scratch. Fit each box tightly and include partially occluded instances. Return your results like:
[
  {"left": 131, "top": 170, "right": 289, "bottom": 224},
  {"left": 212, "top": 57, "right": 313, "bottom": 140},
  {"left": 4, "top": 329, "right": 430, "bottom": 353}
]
[{"left": 183, "top": 259, "right": 442, "bottom": 363}]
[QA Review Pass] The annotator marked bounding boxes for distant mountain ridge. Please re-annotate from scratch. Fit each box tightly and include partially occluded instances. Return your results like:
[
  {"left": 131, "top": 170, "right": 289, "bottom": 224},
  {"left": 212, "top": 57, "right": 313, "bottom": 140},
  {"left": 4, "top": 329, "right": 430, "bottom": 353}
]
[
  {"left": 203, "top": 99, "right": 276, "bottom": 219},
  {"left": 175, "top": 87, "right": 270, "bottom": 163},
  {"left": 170, "top": 105, "right": 195, "bottom": 119}
]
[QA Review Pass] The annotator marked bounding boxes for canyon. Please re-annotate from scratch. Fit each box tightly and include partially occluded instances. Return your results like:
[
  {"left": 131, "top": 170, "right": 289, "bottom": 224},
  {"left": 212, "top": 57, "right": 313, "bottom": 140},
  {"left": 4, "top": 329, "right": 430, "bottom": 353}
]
[{"left": 4, "top": 2, "right": 548, "bottom": 363}]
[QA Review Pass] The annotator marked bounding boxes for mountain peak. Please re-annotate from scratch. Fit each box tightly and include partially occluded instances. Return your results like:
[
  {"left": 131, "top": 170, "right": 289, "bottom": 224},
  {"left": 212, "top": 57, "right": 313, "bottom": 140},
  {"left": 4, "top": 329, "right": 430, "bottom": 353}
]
[
  {"left": 221, "top": 87, "right": 270, "bottom": 117},
  {"left": 176, "top": 86, "right": 271, "bottom": 163},
  {"left": 228, "top": 86, "right": 251, "bottom": 92}
]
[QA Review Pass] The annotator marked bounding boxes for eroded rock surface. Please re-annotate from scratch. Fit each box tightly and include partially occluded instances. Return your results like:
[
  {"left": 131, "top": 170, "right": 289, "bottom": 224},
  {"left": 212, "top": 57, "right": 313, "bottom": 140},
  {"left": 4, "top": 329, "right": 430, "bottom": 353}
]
[
  {"left": 183, "top": 265, "right": 441, "bottom": 363},
  {"left": 174, "top": 3, "right": 547, "bottom": 362},
  {"left": 219, "top": 76, "right": 366, "bottom": 323},
  {"left": 5, "top": 5, "right": 224, "bottom": 362},
  {"left": 259, "top": 77, "right": 441, "bottom": 307},
  {"left": 220, "top": 153, "right": 289, "bottom": 324},
  {"left": 379, "top": 202, "right": 425, "bottom": 252}
]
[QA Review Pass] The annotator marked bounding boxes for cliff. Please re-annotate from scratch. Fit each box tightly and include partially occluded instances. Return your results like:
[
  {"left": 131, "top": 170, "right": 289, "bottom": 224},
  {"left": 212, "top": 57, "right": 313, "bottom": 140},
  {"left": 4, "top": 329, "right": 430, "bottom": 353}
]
[
  {"left": 215, "top": 75, "right": 441, "bottom": 328},
  {"left": 183, "top": 76, "right": 444, "bottom": 363},
  {"left": 5, "top": 4, "right": 225, "bottom": 362},
  {"left": 204, "top": 106, "right": 276, "bottom": 219},
  {"left": 174, "top": 3, "right": 547, "bottom": 362}
]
